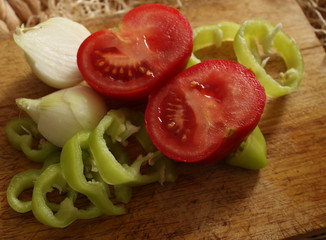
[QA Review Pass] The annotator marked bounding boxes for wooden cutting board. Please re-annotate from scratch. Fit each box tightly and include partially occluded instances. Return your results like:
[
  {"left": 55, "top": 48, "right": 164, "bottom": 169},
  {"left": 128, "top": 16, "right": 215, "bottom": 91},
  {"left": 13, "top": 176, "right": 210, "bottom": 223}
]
[{"left": 1, "top": 0, "right": 326, "bottom": 239}]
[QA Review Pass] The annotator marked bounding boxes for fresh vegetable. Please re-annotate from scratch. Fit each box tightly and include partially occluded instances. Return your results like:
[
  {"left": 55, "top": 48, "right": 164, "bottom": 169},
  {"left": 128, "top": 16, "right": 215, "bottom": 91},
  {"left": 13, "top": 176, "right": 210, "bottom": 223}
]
[
  {"left": 5, "top": 107, "right": 177, "bottom": 227},
  {"left": 145, "top": 59, "right": 266, "bottom": 163},
  {"left": 16, "top": 85, "right": 108, "bottom": 147},
  {"left": 6, "top": 146, "right": 104, "bottom": 228},
  {"left": 61, "top": 108, "right": 175, "bottom": 190},
  {"left": 6, "top": 152, "right": 61, "bottom": 213},
  {"left": 77, "top": 4, "right": 193, "bottom": 101},
  {"left": 32, "top": 163, "right": 102, "bottom": 228},
  {"left": 60, "top": 109, "right": 176, "bottom": 214},
  {"left": 7, "top": 169, "right": 41, "bottom": 213},
  {"left": 13, "top": 17, "right": 91, "bottom": 89},
  {"left": 87, "top": 108, "right": 176, "bottom": 185},
  {"left": 4, "top": 117, "right": 60, "bottom": 162},
  {"left": 233, "top": 19, "right": 304, "bottom": 97},
  {"left": 60, "top": 130, "right": 127, "bottom": 216},
  {"left": 184, "top": 22, "right": 268, "bottom": 168},
  {"left": 226, "top": 126, "right": 267, "bottom": 169},
  {"left": 187, "top": 22, "right": 240, "bottom": 68},
  {"left": 5, "top": 7, "right": 305, "bottom": 228}
]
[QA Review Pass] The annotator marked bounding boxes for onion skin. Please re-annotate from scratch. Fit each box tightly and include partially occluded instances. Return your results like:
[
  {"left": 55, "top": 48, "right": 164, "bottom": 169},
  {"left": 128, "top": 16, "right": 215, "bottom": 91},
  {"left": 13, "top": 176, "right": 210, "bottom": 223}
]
[
  {"left": 13, "top": 17, "right": 91, "bottom": 89},
  {"left": 16, "top": 85, "right": 109, "bottom": 147}
]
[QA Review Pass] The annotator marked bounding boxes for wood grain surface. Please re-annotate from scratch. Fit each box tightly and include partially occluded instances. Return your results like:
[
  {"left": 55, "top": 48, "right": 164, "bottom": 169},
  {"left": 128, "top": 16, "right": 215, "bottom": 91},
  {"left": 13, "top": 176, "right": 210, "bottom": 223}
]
[{"left": 1, "top": 0, "right": 326, "bottom": 239}]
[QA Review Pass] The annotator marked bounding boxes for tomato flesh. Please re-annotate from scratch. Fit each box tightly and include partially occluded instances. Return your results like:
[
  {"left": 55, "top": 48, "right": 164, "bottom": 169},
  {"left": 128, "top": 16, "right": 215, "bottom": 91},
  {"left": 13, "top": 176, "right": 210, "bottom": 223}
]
[
  {"left": 145, "top": 59, "right": 266, "bottom": 163},
  {"left": 77, "top": 4, "right": 193, "bottom": 101}
]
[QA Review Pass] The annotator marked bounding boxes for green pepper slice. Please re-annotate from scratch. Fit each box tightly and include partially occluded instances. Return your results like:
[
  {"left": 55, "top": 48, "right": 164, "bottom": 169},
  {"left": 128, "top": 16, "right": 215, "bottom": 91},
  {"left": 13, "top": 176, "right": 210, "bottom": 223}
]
[
  {"left": 32, "top": 163, "right": 102, "bottom": 228},
  {"left": 88, "top": 109, "right": 176, "bottom": 185},
  {"left": 187, "top": 22, "right": 240, "bottom": 68},
  {"left": 226, "top": 126, "right": 267, "bottom": 170},
  {"left": 7, "top": 169, "right": 40, "bottom": 213},
  {"left": 6, "top": 152, "right": 61, "bottom": 213},
  {"left": 32, "top": 163, "right": 78, "bottom": 228},
  {"left": 233, "top": 19, "right": 304, "bottom": 97},
  {"left": 60, "top": 130, "right": 126, "bottom": 215},
  {"left": 4, "top": 118, "right": 60, "bottom": 162},
  {"left": 184, "top": 22, "right": 268, "bottom": 169}
]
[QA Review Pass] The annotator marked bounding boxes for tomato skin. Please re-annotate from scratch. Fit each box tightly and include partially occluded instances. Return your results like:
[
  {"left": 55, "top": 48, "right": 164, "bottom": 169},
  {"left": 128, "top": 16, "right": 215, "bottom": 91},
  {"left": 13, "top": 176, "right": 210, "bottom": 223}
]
[
  {"left": 77, "top": 4, "right": 193, "bottom": 101},
  {"left": 145, "top": 59, "right": 266, "bottom": 163}
]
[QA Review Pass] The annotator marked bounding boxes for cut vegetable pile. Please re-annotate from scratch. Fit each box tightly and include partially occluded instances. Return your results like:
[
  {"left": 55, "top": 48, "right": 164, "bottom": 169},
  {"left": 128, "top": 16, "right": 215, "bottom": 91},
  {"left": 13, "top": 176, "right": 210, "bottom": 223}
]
[{"left": 5, "top": 3, "right": 304, "bottom": 228}]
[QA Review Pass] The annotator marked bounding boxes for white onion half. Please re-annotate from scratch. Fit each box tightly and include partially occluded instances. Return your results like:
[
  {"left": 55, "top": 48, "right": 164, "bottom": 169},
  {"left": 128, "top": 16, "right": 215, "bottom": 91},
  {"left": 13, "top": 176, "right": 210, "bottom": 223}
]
[
  {"left": 16, "top": 85, "right": 108, "bottom": 147},
  {"left": 13, "top": 17, "right": 91, "bottom": 89}
]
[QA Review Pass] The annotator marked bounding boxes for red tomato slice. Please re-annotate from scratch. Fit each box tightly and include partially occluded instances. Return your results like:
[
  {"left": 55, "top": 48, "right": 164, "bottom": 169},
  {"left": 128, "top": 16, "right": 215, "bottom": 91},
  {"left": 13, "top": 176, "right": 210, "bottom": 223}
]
[
  {"left": 77, "top": 4, "right": 193, "bottom": 101},
  {"left": 145, "top": 59, "right": 266, "bottom": 163}
]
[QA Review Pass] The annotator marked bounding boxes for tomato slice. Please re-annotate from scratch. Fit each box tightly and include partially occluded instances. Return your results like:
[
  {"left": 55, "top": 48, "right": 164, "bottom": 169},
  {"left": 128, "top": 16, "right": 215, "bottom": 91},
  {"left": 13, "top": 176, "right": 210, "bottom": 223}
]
[
  {"left": 145, "top": 59, "right": 266, "bottom": 163},
  {"left": 77, "top": 4, "right": 193, "bottom": 101}
]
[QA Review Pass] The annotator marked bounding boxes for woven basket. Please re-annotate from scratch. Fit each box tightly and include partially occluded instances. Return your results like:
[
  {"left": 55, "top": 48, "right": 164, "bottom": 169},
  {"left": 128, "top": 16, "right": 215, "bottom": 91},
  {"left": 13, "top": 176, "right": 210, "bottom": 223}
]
[
  {"left": 0, "top": 0, "right": 182, "bottom": 35},
  {"left": 0, "top": 0, "right": 325, "bottom": 47},
  {"left": 297, "top": 0, "right": 326, "bottom": 50}
]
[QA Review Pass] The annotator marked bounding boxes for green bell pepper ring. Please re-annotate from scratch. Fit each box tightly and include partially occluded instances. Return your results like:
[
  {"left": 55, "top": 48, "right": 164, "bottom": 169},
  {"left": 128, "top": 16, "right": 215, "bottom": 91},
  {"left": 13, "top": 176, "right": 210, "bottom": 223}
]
[
  {"left": 89, "top": 109, "right": 176, "bottom": 185},
  {"left": 103, "top": 136, "right": 134, "bottom": 203},
  {"left": 187, "top": 22, "right": 240, "bottom": 68},
  {"left": 4, "top": 118, "right": 60, "bottom": 162},
  {"left": 83, "top": 139, "right": 133, "bottom": 204},
  {"left": 114, "top": 184, "right": 132, "bottom": 204},
  {"left": 7, "top": 169, "right": 40, "bottom": 213},
  {"left": 32, "top": 163, "right": 102, "bottom": 228},
  {"left": 32, "top": 163, "right": 78, "bottom": 228},
  {"left": 226, "top": 126, "right": 267, "bottom": 170},
  {"left": 233, "top": 19, "right": 304, "bottom": 97},
  {"left": 60, "top": 130, "right": 126, "bottom": 216},
  {"left": 102, "top": 108, "right": 155, "bottom": 152},
  {"left": 6, "top": 152, "right": 61, "bottom": 213}
]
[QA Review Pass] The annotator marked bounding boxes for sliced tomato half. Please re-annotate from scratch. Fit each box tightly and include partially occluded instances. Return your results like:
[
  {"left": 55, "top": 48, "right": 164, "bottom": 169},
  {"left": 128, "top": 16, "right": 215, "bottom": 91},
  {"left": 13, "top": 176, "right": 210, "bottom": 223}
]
[
  {"left": 145, "top": 59, "right": 266, "bottom": 163},
  {"left": 77, "top": 4, "right": 193, "bottom": 101}
]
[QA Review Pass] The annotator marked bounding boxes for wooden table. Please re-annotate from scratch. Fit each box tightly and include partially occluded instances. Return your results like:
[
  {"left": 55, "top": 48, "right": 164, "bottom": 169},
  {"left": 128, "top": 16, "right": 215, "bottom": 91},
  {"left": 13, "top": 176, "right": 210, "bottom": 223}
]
[{"left": 1, "top": 0, "right": 326, "bottom": 239}]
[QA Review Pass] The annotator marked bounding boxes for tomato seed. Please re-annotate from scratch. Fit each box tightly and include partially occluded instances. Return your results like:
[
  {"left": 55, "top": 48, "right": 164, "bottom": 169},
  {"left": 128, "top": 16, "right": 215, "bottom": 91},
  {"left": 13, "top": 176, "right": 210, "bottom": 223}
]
[
  {"left": 181, "top": 134, "right": 187, "bottom": 142},
  {"left": 167, "top": 122, "right": 175, "bottom": 128},
  {"left": 98, "top": 60, "right": 105, "bottom": 67},
  {"left": 146, "top": 70, "right": 153, "bottom": 76},
  {"left": 190, "top": 81, "right": 198, "bottom": 87},
  {"left": 104, "top": 66, "right": 110, "bottom": 72}
]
